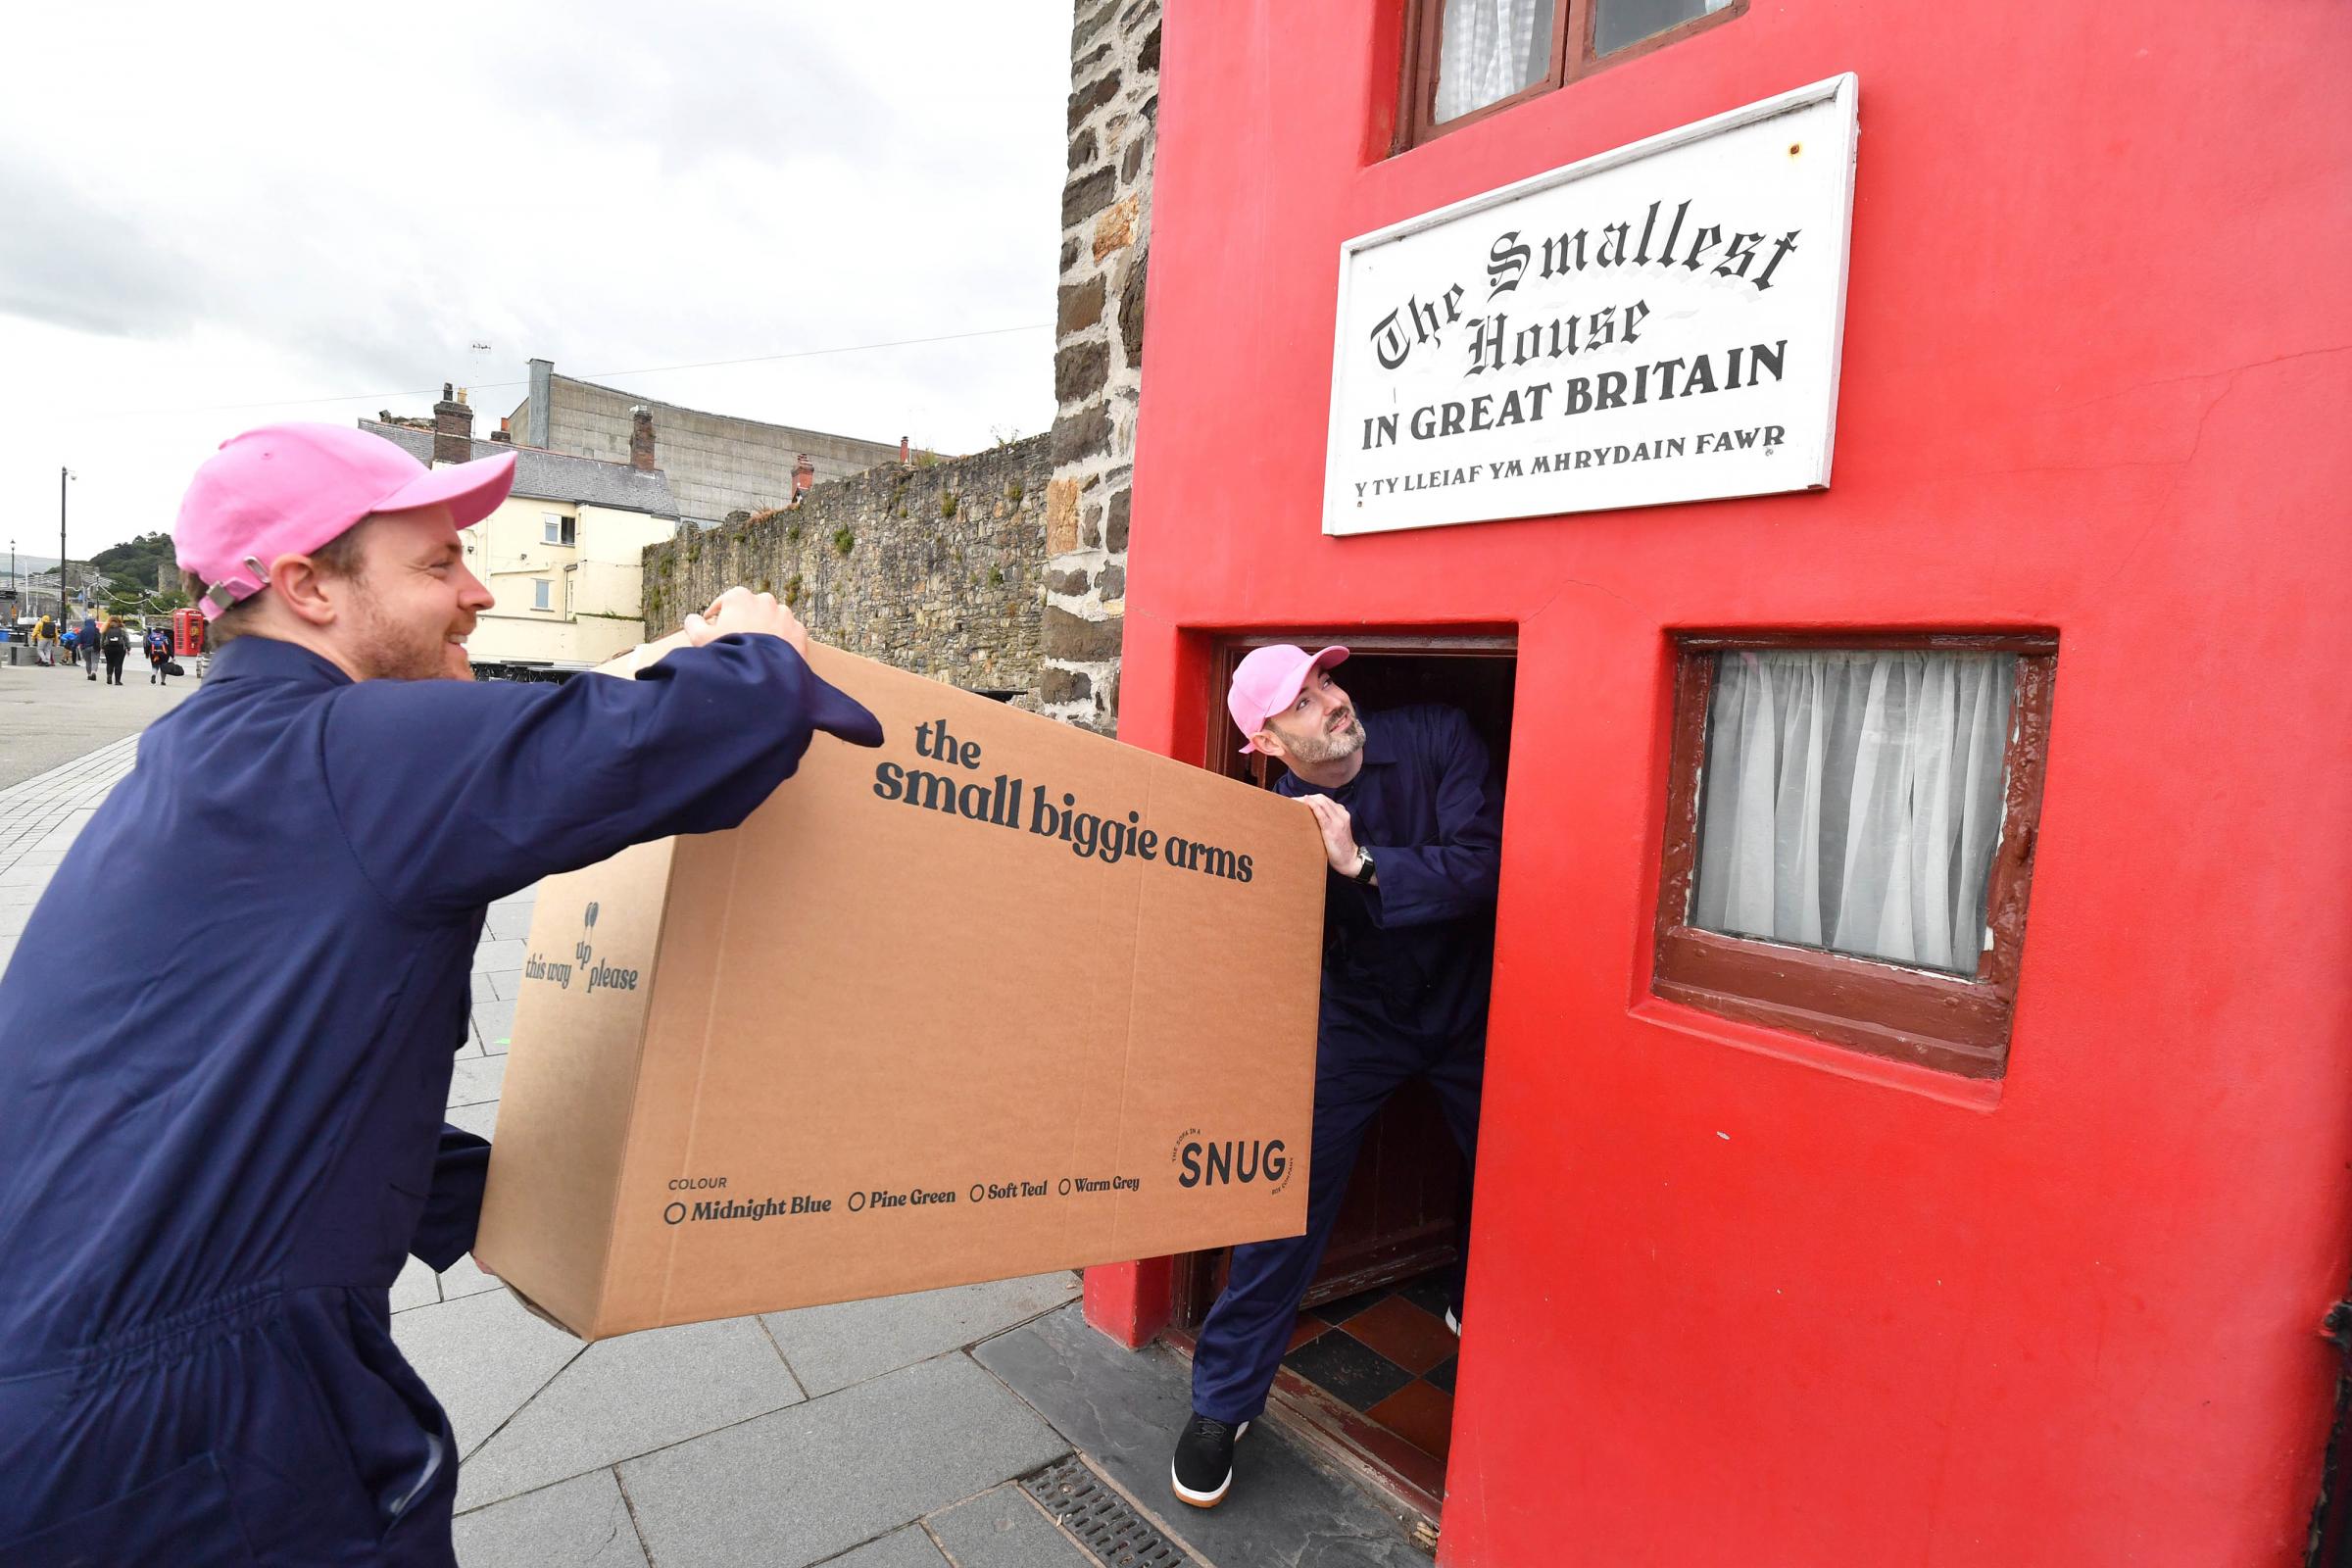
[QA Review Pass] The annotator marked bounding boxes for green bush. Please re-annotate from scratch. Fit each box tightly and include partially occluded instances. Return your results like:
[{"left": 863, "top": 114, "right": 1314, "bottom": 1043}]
[{"left": 832, "top": 528, "right": 856, "bottom": 557}]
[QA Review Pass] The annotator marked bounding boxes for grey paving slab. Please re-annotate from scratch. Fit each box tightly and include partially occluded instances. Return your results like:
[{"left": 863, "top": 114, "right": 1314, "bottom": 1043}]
[
  {"left": 471, "top": 971, "right": 496, "bottom": 1003},
  {"left": 760, "top": 1271, "right": 1081, "bottom": 1397},
  {"left": 452, "top": 1468, "right": 647, "bottom": 1568},
  {"left": 0, "top": 881, "right": 47, "bottom": 907},
  {"left": 392, "top": 1284, "right": 585, "bottom": 1458},
  {"left": 472, "top": 938, "right": 528, "bottom": 973},
  {"left": 393, "top": 1253, "right": 441, "bottom": 1313},
  {"left": 449, "top": 1054, "right": 507, "bottom": 1107},
  {"left": 473, "top": 997, "right": 517, "bottom": 1054},
  {"left": 484, "top": 903, "right": 540, "bottom": 942},
  {"left": 816, "top": 1527, "right": 949, "bottom": 1567},
  {"left": 618, "top": 1353, "right": 1068, "bottom": 1568},
  {"left": 485, "top": 969, "right": 526, "bottom": 1001},
  {"left": 447, "top": 1101, "right": 499, "bottom": 1141},
  {"left": 0, "top": 906, "right": 31, "bottom": 937},
  {"left": 439, "top": 1250, "right": 505, "bottom": 1303},
  {"left": 926, "top": 1484, "right": 1099, "bottom": 1568},
  {"left": 459, "top": 1314, "right": 806, "bottom": 1509},
  {"left": 972, "top": 1305, "right": 1425, "bottom": 1568}
]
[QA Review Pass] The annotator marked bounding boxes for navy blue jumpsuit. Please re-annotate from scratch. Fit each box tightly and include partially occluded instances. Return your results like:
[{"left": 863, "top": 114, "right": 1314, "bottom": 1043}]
[
  {"left": 1191, "top": 705, "right": 1503, "bottom": 1425},
  {"left": 0, "top": 632, "right": 879, "bottom": 1565}
]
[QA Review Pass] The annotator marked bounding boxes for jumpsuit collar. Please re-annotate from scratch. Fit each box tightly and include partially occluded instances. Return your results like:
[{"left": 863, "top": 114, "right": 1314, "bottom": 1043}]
[{"left": 207, "top": 636, "right": 355, "bottom": 689}]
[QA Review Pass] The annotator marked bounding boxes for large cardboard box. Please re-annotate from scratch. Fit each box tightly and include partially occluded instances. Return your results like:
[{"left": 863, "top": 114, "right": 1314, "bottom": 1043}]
[{"left": 474, "top": 641, "right": 1326, "bottom": 1340}]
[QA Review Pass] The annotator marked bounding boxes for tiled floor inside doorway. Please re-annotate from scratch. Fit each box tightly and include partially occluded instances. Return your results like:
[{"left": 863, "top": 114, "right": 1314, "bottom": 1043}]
[{"left": 1280, "top": 1269, "right": 1459, "bottom": 1470}]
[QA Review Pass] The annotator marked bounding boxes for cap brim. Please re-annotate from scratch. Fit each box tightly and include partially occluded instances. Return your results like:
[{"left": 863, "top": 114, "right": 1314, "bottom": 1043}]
[{"left": 374, "top": 449, "right": 518, "bottom": 531}]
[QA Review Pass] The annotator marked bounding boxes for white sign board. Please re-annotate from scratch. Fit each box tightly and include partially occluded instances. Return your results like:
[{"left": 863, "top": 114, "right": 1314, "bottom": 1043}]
[{"left": 1324, "top": 74, "right": 1857, "bottom": 536}]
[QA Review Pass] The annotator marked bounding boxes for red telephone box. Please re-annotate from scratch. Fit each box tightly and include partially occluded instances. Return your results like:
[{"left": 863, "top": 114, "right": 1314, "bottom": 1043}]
[{"left": 172, "top": 609, "right": 205, "bottom": 660}]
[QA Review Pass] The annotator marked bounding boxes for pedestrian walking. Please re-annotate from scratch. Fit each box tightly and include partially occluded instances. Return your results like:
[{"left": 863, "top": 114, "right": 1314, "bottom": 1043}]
[
  {"left": 78, "top": 612, "right": 99, "bottom": 679},
  {"left": 100, "top": 616, "right": 130, "bottom": 686},
  {"left": 0, "top": 421, "right": 884, "bottom": 1566},
  {"left": 147, "top": 624, "right": 172, "bottom": 685},
  {"left": 32, "top": 613, "right": 54, "bottom": 667}
]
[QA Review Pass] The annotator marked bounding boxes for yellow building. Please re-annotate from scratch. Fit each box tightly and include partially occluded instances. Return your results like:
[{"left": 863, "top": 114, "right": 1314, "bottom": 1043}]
[{"left": 363, "top": 392, "right": 680, "bottom": 672}]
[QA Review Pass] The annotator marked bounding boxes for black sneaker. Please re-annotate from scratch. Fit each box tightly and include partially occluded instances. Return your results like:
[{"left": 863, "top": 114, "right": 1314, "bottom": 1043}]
[{"left": 1170, "top": 1412, "right": 1250, "bottom": 1508}]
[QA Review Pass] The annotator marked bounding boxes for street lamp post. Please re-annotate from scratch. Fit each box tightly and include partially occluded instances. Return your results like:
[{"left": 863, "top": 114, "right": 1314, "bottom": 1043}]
[{"left": 59, "top": 467, "right": 74, "bottom": 612}]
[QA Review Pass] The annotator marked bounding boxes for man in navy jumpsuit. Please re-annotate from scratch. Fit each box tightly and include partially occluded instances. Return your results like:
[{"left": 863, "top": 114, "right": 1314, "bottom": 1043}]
[
  {"left": 0, "top": 423, "right": 882, "bottom": 1565},
  {"left": 1171, "top": 644, "right": 1502, "bottom": 1508}
]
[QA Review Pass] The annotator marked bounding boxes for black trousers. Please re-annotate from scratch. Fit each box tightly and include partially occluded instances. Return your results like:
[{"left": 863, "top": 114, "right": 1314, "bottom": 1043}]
[{"left": 104, "top": 649, "right": 126, "bottom": 684}]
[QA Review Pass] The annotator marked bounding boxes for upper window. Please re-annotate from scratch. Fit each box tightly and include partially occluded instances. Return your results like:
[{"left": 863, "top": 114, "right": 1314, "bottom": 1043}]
[
  {"left": 1402, "top": 0, "right": 1744, "bottom": 147},
  {"left": 1651, "top": 635, "right": 2056, "bottom": 1079},
  {"left": 543, "top": 513, "right": 575, "bottom": 546}
]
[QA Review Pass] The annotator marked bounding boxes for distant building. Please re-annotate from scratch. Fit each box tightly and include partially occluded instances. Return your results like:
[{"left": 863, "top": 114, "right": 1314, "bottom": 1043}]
[
  {"left": 502, "top": 359, "right": 906, "bottom": 528},
  {"left": 362, "top": 387, "right": 680, "bottom": 671}
]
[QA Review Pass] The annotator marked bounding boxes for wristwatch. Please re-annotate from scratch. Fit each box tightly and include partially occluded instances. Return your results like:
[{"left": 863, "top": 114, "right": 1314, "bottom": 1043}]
[{"left": 1350, "top": 847, "right": 1377, "bottom": 884}]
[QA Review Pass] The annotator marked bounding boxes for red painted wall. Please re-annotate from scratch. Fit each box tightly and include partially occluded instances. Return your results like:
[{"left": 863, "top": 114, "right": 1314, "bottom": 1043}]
[{"left": 1098, "top": 2, "right": 2352, "bottom": 1562}]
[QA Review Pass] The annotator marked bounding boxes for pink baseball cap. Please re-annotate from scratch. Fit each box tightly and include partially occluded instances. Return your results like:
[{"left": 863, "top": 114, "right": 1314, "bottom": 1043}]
[
  {"left": 1228, "top": 644, "right": 1349, "bottom": 753},
  {"left": 174, "top": 422, "right": 518, "bottom": 618}
]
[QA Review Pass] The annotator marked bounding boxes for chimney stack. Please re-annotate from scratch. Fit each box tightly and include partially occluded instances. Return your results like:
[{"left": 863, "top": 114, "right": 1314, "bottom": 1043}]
[
  {"left": 629, "top": 406, "right": 656, "bottom": 472},
  {"left": 432, "top": 382, "right": 473, "bottom": 465},
  {"left": 793, "top": 454, "right": 815, "bottom": 500}
]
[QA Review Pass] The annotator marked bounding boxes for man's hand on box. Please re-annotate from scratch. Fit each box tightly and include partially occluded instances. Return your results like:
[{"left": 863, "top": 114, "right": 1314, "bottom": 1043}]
[
  {"left": 685, "top": 586, "right": 808, "bottom": 657},
  {"left": 1299, "top": 795, "right": 1363, "bottom": 877}
]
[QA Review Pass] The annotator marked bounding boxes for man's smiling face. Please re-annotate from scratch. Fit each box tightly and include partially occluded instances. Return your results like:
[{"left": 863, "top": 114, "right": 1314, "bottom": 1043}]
[
  {"left": 1260, "top": 667, "right": 1364, "bottom": 765},
  {"left": 336, "top": 504, "right": 495, "bottom": 682}
]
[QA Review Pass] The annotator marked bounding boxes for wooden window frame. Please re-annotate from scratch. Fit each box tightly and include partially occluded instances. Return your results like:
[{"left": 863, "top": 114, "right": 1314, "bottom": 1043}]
[
  {"left": 1399, "top": 0, "right": 1748, "bottom": 150},
  {"left": 1650, "top": 632, "right": 2057, "bottom": 1080}
]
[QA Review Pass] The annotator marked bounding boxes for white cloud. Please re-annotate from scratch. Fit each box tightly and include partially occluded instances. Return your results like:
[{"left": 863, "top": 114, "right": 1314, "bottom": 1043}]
[{"left": 0, "top": 0, "right": 1065, "bottom": 560}]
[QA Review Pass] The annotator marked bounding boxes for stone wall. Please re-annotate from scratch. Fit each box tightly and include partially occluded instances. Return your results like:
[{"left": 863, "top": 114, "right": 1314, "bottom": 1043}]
[
  {"left": 639, "top": 435, "right": 1052, "bottom": 698},
  {"left": 1042, "top": 0, "right": 1158, "bottom": 733}
]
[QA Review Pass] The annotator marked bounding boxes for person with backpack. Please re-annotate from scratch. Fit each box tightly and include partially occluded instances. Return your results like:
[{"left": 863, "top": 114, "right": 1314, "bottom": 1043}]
[
  {"left": 100, "top": 615, "right": 131, "bottom": 686},
  {"left": 147, "top": 624, "right": 172, "bottom": 685},
  {"left": 79, "top": 611, "right": 100, "bottom": 680}
]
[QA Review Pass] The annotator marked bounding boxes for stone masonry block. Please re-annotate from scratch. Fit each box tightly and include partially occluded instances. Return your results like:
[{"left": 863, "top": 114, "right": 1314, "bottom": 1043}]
[
  {"left": 1056, "top": 275, "right": 1105, "bottom": 337},
  {"left": 1044, "top": 477, "right": 1081, "bottom": 555},
  {"left": 1061, "top": 167, "right": 1118, "bottom": 229},
  {"left": 1054, "top": 341, "right": 1109, "bottom": 405},
  {"left": 1092, "top": 192, "right": 1141, "bottom": 261},
  {"left": 1041, "top": 667, "right": 1095, "bottom": 705},
  {"left": 1118, "top": 249, "right": 1148, "bottom": 367},
  {"left": 1043, "top": 605, "right": 1125, "bottom": 663},
  {"left": 1051, "top": 403, "right": 1111, "bottom": 467},
  {"left": 1067, "top": 129, "right": 1097, "bottom": 171},
  {"left": 1104, "top": 488, "right": 1131, "bottom": 553},
  {"left": 1067, "top": 71, "right": 1120, "bottom": 132}
]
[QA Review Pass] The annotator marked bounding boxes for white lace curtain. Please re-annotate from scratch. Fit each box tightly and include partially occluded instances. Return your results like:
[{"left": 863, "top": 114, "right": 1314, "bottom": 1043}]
[
  {"left": 1435, "top": 0, "right": 1553, "bottom": 122},
  {"left": 1692, "top": 650, "right": 2015, "bottom": 975}
]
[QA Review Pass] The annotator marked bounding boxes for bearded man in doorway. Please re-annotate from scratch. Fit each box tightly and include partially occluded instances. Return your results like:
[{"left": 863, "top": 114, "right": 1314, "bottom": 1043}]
[{"left": 1172, "top": 644, "right": 1502, "bottom": 1509}]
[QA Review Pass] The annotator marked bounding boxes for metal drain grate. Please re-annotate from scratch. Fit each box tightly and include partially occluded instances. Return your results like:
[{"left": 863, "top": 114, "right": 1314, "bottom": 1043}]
[{"left": 1020, "top": 1455, "right": 1197, "bottom": 1568}]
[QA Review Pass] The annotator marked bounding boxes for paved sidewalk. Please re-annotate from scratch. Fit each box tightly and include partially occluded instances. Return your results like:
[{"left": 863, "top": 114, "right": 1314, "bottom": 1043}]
[
  {"left": 0, "top": 735, "right": 1427, "bottom": 1568},
  {"left": 0, "top": 652, "right": 196, "bottom": 790}
]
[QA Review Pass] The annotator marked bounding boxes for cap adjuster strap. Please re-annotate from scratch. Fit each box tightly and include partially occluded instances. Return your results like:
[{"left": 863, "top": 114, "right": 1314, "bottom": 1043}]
[{"left": 201, "top": 555, "right": 270, "bottom": 616}]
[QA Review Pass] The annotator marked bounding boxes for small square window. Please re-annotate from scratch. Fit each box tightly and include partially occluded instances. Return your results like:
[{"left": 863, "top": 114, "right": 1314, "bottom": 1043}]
[
  {"left": 543, "top": 513, "right": 575, "bottom": 546},
  {"left": 1651, "top": 635, "right": 2056, "bottom": 1078},
  {"left": 532, "top": 579, "right": 552, "bottom": 611},
  {"left": 1402, "top": 0, "right": 1745, "bottom": 148}
]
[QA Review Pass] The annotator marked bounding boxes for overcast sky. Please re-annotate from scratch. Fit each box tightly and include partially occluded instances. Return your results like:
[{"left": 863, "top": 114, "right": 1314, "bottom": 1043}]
[{"left": 0, "top": 0, "right": 1067, "bottom": 565}]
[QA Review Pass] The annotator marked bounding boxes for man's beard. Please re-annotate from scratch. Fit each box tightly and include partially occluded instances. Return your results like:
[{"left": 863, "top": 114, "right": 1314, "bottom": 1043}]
[
  {"left": 350, "top": 593, "right": 468, "bottom": 682},
  {"left": 1283, "top": 710, "right": 1364, "bottom": 765}
]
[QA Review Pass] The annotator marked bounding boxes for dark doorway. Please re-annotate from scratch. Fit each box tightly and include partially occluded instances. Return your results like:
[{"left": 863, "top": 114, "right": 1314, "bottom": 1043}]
[{"left": 1173, "top": 633, "right": 1514, "bottom": 1529}]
